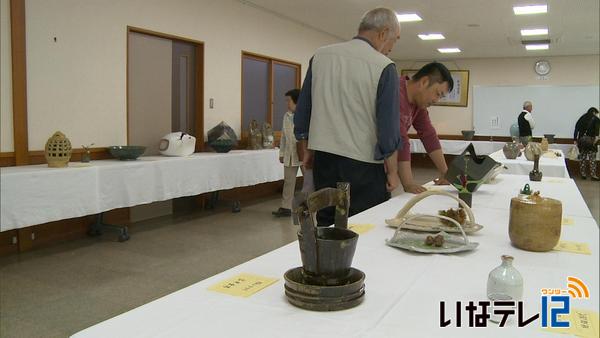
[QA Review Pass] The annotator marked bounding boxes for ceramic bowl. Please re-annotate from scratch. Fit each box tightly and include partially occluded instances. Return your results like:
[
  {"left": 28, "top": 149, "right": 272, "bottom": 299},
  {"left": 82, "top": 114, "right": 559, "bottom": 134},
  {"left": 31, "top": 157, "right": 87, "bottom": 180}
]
[
  {"left": 461, "top": 130, "right": 475, "bottom": 140},
  {"left": 108, "top": 146, "right": 146, "bottom": 160}
]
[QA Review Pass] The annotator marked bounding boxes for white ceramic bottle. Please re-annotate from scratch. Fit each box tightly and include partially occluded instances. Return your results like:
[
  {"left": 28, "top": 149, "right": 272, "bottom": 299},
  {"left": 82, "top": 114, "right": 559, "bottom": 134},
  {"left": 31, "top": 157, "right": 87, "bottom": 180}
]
[{"left": 487, "top": 255, "right": 523, "bottom": 300}]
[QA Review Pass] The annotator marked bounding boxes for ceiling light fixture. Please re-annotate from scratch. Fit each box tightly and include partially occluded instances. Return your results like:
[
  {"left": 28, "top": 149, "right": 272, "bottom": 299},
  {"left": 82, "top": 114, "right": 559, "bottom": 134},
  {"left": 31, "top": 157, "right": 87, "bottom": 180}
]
[
  {"left": 525, "top": 44, "right": 549, "bottom": 50},
  {"left": 513, "top": 5, "right": 547, "bottom": 15},
  {"left": 438, "top": 48, "right": 461, "bottom": 53},
  {"left": 521, "top": 28, "right": 548, "bottom": 36},
  {"left": 418, "top": 33, "right": 445, "bottom": 40},
  {"left": 396, "top": 13, "right": 422, "bottom": 22}
]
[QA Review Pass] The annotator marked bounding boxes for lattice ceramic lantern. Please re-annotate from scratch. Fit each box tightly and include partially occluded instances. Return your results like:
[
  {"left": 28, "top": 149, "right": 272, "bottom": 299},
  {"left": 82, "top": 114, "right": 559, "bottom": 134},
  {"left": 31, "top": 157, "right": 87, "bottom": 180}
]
[{"left": 45, "top": 131, "right": 72, "bottom": 167}]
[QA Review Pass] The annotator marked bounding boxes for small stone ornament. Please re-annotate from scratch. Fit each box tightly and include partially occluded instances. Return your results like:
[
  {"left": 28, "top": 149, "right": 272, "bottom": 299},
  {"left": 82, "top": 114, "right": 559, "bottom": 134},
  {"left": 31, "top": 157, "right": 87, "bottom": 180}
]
[
  {"left": 519, "top": 183, "right": 532, "bottom": 195},
  {"left": 261, "top": 122, "right": 274, "bottom": 149},
  {"left": 248, "top": 120, "right": 263, "bottom": 150}
]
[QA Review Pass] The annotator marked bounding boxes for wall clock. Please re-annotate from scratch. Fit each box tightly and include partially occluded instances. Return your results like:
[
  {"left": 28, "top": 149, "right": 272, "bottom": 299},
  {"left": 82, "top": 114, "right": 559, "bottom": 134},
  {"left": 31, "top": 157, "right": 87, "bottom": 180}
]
[{"left": 534, "top": 60, "right": 551, "bottom": 76}]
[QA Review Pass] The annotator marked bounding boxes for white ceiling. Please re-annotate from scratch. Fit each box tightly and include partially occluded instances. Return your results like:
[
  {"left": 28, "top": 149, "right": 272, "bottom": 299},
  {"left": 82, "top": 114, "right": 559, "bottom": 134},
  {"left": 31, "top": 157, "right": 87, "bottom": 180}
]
[{"left": 241, "top": 0, "right": 600, "bottom": 60}]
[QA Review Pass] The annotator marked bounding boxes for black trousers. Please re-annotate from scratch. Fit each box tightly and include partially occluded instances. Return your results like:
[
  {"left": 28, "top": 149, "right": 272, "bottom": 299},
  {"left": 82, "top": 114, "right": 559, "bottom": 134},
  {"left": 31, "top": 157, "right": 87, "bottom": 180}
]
[{"left": 313, "top": 151, "right": 390, "bottom": 226}]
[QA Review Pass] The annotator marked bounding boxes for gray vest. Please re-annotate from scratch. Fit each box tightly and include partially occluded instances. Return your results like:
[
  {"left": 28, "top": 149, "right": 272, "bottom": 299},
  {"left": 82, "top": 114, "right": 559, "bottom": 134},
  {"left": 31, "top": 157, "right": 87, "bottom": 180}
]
[{"left": 308, "top": 39, "right": 393, "bottom": 163}]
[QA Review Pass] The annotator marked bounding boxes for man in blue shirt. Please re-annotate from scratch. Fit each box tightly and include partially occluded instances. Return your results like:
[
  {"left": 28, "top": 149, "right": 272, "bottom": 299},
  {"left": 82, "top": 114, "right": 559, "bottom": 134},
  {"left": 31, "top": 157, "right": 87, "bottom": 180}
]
[{"left": 294, "top": 7, "right": 402, "bottom": 225}]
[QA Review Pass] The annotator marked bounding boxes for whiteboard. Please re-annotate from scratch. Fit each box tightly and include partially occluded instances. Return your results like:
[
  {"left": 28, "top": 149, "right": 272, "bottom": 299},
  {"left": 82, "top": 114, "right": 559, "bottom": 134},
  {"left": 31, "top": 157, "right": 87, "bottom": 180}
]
[{"left": 473, "top": 85, "right": 599, "bottom": 138}]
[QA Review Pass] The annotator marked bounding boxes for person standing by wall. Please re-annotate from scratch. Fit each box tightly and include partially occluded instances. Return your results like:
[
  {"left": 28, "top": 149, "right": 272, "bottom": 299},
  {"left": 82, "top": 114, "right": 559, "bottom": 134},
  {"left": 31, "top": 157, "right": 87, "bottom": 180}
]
[
  {"left": 273, "top": 89, "right": 303, "bottom": 217},
  {"left": 294, "top": 7, "right": 402, "bottom": 225},
  {"left": 574, "top": 107, "right": 600, "bottom": 180},
  {"left": 518, "top": 101, "right": 535, "bottom": 137}
]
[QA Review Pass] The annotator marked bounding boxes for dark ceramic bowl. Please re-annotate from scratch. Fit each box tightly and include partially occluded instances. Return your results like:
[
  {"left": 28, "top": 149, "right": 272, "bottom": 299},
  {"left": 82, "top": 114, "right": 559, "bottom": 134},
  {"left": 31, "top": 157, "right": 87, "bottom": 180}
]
[
  {"left": 108, "top": 146, "right": 146, "bottom": 160},
  {"left": 209, "top": 140, "right": 235, "bottom": 153},
  {"left": 461, "top": 130, "right": 475, "bottom": 141}
]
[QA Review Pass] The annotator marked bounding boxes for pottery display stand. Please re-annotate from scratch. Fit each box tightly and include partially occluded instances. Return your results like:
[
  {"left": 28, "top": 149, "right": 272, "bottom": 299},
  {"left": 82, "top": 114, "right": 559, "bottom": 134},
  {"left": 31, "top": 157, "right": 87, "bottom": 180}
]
[
  {"left": 284, "top": 182, "right": 365, "bottom": 311},
  {"left": 88, "top": 212, "right": 130, "bottom": 242}
]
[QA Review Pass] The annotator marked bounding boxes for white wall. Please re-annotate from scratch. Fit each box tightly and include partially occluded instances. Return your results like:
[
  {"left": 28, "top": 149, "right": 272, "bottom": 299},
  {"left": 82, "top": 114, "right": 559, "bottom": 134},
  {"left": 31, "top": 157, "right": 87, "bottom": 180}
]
[
  {"left": 396, "top": 55, "right": 600, "bottom": 135},
  {"left": 0, "top": 0, "right": 13, "bottom": 152},
  {"left": 4, "top": 0, "right": 339, "bottom": 151}
]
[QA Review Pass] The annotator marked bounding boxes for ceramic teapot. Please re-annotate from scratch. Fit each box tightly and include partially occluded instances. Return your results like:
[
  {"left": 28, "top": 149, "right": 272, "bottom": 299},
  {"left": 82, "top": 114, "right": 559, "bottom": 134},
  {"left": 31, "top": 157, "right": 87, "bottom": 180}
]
[{"left": 159, "top": 132, "right": 196, "bottom": 157}]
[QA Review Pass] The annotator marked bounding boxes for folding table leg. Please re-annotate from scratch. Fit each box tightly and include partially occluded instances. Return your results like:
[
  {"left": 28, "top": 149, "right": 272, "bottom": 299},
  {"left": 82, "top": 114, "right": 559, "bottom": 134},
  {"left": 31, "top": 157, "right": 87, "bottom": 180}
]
[
  {"left": 205, "top": 191, "right": 241, "bottom": 213},
  {"left": 88, "top": 213, "right": 130, "bottom": 242}
]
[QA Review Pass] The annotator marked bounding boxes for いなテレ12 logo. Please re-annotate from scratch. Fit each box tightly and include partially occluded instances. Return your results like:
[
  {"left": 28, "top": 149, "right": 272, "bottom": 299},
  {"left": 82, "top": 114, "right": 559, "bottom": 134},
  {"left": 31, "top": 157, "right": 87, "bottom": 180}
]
[{"left": 541, "top": 276, "right": 590, "bottom": 328}]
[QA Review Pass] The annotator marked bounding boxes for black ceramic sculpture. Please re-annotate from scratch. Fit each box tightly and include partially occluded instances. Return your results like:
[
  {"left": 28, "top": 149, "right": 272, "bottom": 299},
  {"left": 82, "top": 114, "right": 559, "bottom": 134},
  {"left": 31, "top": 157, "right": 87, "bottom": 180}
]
[
  {"left": 207, "top": 121, "right": 238, "bottom": 153},
  {"left": 446, "top": 143, "right": 501, "bottom": 193},
  {"left": 284, "top": 183, "right": 365, "bottom": 311}
]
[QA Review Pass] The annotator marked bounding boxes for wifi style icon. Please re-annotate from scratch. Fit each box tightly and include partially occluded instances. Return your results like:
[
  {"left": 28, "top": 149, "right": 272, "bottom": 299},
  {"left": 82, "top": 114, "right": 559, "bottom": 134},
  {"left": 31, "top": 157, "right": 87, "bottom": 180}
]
[{"left": 567, "top": 276, "right": 590, "bottom": 299}]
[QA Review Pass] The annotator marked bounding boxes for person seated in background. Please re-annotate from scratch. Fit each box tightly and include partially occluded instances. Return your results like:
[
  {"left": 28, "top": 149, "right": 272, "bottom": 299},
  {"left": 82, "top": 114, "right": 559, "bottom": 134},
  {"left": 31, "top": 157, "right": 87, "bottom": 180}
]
[
  {"left": 396, "top": 62, "right": 453, "bottom": 194},
  {"left": 272, "top": 89, "right": 302, "bottom": 217},
  {"left": 574, "top": 107, "right": 600, "bottom": 180},
  {"left": 518, "top": 101, "right": 535, "bottom": 138}
]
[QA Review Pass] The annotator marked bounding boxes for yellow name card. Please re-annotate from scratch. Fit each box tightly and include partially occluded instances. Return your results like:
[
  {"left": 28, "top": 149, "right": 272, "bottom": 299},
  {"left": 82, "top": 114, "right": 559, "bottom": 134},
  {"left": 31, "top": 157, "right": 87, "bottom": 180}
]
[
  {"left": 543, "top": 308, "right": 599, "bottom": 338},
  {"left": 546, "top": 178, "right": 566, "bottom": 184},
  {"left": 208, "top": 273, "right": 278, "bottom": 297},
  {"left": 562, "top": 217, "right": 575, "bottom": 226},
  {"left": 348, "top": 223, "right": 375, "bottom": 235},
  {"left": 554, "top": 241, "right": 591, "bottom": 255}
]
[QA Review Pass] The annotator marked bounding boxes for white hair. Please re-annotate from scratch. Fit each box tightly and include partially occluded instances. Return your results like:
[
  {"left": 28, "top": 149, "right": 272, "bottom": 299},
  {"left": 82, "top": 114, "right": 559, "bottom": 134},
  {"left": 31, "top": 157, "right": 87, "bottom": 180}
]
[
  {"left": 523, "top": 101, "right": 532, "bottom": 109},
  {"left": 358, "top": 8, "right": 400, "bottom": 33}
]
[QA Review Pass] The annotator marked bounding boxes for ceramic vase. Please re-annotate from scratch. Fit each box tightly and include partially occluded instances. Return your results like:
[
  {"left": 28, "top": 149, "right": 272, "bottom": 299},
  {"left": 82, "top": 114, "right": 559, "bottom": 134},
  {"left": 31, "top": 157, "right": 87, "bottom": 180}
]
[
  {"left": 487, "top": 255, "right": 523, "bottom": 301},
  {"left": 503, "top": 141, "right": 520, "bottom": 159},
  {"left": 509, "top": 192, "right": 562, "bottom": 251}
]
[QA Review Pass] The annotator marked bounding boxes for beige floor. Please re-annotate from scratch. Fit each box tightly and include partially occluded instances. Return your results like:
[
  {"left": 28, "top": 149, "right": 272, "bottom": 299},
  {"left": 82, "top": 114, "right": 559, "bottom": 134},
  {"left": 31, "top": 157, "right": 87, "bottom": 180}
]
[{"left": 0, "top": 168, "right": 598, "bottom": 337}]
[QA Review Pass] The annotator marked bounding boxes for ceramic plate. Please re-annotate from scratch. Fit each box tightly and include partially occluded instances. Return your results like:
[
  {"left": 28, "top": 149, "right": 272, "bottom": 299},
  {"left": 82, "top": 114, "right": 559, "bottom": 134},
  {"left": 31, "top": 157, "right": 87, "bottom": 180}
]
[
  {"left": 385, "top": 231, "right": 479, "bottom": 254},
  {"left": 385, "top": 214, "right": 483, "bottom": 234}
]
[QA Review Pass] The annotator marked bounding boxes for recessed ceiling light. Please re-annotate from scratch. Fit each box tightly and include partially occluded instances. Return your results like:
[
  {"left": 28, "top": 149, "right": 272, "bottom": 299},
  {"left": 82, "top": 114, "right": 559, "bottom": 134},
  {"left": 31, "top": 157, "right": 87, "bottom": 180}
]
[
  {"left": 521, "top": 28, "right": 548, "bottom": 36},
  {"left": 418, "top": 33, "right": 445, "bottom": 40},
  {"left": 525, "top": 44, "right": 549, "bottom": 50},
  {"left": 513, "top": 5, "right": 547, "bottom": 15},
  {"left": 438, "top": 48, "right": 461, "bottom": 53},
  {"left": 396, "top": 13, "right": 422, "bottom": 22}
]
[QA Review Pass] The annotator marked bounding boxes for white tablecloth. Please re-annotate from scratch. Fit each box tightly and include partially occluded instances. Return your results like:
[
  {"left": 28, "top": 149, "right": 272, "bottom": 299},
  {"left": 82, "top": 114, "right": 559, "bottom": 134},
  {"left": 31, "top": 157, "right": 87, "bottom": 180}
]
[
  {"left": 410, "top": 139, "right": 574, "bottom": 157},
  {"left": 490, "top": 149, "right": 570, "bottom": 178},
  {"left": 73, "top": 174, "right": 598, "bottom": 338},
  {"left": 0, "top": 150, "right": 284, "bottom": 232}
]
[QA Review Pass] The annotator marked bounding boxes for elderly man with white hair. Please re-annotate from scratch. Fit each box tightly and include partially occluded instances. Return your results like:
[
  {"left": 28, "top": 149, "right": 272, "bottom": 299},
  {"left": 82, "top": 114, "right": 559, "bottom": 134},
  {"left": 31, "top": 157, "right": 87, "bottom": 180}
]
[
  {"left": 518, "top": 100, "right": 535, "bottom": 137},
  {"left": 294, "top": 7, "right": 402, "bottom": 226}
]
